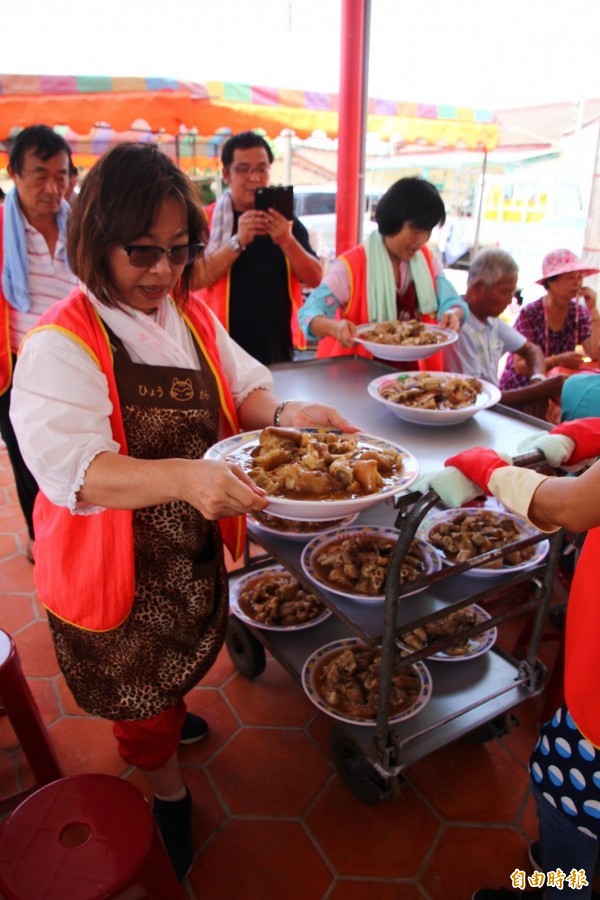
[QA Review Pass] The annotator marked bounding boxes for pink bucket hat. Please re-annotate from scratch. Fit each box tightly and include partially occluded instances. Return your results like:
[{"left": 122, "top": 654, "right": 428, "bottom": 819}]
[{"left": 537, "top": 248, "right": 600, "bottom": 284}]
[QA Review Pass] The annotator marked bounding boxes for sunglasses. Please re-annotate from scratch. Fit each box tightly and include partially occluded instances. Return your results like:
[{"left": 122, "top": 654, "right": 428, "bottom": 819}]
[{"left": 120, "top": 242, "right": 204, "bottom": 268}]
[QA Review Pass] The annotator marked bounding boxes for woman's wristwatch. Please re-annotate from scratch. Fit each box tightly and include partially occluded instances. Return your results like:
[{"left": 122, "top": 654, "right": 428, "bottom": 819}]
[
  {"left": 529, "top": 373, "right": 547, "bottom": 383},
  {"left": 229, "top": 234, "right": 244, "bottom": 254}
]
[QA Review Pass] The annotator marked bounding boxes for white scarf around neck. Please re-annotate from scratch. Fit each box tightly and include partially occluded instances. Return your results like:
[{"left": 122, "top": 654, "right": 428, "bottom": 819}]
[{"left": 87, "top": 289, "right": 200, "bottom": 369}]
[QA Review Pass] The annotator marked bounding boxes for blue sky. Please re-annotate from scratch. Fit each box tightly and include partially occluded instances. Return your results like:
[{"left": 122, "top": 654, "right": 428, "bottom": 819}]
[{"left": 4, "top": 0, "right": 599, "bottom": 110}]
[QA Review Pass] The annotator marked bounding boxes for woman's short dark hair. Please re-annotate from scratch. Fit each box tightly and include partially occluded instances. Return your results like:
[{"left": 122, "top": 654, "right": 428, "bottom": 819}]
[
  {"left": 67, "top": 144, "right": 208, "bottom": 308},
  {"left": 9, "top": 124, "right": 72, "bottom": 174},
  {"left": 542, "top": 274, "right": 562, "bottom": 291},
  {"left": 375, "top": 177, "right": 446, "bottom": 236}
]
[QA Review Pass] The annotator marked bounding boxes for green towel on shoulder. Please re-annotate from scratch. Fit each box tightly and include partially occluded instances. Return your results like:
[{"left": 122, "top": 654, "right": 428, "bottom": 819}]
[
  {"left": 365, "top": 230, "right": 438, "bottom": 321},
  {"left": 409, "top": 248, "right": 438, "bottom": 315},
  {"left": 365, "top": 231, "right": 396, "bottom": 321}
]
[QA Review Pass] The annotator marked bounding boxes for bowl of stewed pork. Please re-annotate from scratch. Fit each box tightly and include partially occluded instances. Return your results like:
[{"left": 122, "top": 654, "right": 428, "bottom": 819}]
[{"left": 205, "top": 426, "right": 419, "bottom": 520}]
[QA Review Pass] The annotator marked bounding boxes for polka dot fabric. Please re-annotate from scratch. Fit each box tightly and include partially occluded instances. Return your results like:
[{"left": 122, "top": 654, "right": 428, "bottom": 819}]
[{"left": 530, "top": 704, "right": 600, "bottom": 840}]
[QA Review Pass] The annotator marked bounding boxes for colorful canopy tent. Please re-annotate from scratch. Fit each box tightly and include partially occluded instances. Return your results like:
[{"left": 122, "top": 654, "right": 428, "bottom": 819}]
[
  {"left": 204, "top": 81, "right": 499, "bottom": 151},
  {"left": 0, "top": 75, "right": 220, "bottom": 171},
  {"left": 0, "top": 68, "right": 500, "bottom": 254},
  {"left": 0, "top": 73, "right": 499, "bottom": 157},
  {"left": 0, "top": 75, "right": 211, "bottom": 136}
]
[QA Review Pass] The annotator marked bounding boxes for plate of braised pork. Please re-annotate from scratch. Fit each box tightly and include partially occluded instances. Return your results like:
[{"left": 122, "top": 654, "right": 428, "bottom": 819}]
[
  {"left": 300, "top": 525, "right": 442, "bottom": 602},
  {"left": 229, "top": 565, "right": 331, "bottom": 631},
  {"left": 248, "top": 510, "right": 359, "bottom": 542},
  {"left": 399, "top": 604, "right": 497, "bottom": 661},
  {"left": 205, "top": 427, "right": 419, "bottom": 520},
  {"left": 367, "top": 371, "right": 501, "bottom": 425},
  {"left": 418, "top": 507, "right": 549, "bottom": 577},
  {"left": 354, "top": 319, "right": 457, "bottom": 361},
  {"left": 302, "top": 638, "right": 432, "bottom": 725}
]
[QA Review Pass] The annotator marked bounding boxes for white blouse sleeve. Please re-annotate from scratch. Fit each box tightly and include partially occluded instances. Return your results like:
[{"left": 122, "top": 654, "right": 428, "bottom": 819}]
[
  {"left": 10, "top": 329, "right": 120, "bottom": 513},
  {"left": 211, "top": 311, "right": 274, "bottom": 404},
  {"left": 10, "top": 312, "right": 274, "bottom": 514}
]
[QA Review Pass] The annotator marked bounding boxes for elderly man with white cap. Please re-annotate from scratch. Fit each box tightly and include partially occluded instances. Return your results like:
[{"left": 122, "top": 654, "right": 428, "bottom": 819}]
[{"left": 500, "top": 249, "right": 600, "bottom": 391}]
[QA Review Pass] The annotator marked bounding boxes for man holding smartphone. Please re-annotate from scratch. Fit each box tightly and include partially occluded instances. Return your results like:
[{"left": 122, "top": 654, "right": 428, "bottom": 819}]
[{"left": 196, "top": 131, "right": 322, "bottom": 366}]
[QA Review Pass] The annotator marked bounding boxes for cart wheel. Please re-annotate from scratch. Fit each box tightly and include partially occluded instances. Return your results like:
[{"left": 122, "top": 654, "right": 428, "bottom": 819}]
[
  {"left": 330, "top": 729, "right": 390, "bottom": 805},
  {"left": 226, "top": 617, "right": 266, "bottom": 679}
]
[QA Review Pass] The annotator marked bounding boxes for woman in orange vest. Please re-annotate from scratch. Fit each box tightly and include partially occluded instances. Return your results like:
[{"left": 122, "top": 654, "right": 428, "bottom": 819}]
[
  {"left": 299, "top": 177, "right": 468, "bottom": 360},
  {"left": 9, "top": 144, "right": 353, "bottom": 881},
  {"left": 425, "top": 426, "right": 600, "bottom": 900}
]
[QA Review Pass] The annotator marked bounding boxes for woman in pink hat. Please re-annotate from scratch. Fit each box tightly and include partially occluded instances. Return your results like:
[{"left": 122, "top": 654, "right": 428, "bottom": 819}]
[{"left": 500, "top": 249, "right": 600, "bottom": 393}]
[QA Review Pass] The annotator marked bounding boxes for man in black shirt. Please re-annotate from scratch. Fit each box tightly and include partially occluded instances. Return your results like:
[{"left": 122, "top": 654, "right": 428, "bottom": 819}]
[{"left": 198, "top": 132, "right": 321, "bottom": 366}]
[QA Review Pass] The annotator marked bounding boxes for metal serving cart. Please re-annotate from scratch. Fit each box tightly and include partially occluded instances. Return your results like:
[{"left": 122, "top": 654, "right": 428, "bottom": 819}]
[{"left": 225, "top": 357, "right": 562, "bottom": 803}]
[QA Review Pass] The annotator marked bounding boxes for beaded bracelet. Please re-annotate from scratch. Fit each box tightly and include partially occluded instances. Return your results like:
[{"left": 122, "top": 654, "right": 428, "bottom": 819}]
[{"left": 273, "top": 400, "right": 292, "bottom": 427}]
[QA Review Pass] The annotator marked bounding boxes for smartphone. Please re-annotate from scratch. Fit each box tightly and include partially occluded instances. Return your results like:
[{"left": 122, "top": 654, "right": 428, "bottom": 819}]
[
  {"left": 255, "top": 185, "right": 294, "bottom": 220},
  {"left": 254, "top": 186, "right": 276, "bottom": 212}
]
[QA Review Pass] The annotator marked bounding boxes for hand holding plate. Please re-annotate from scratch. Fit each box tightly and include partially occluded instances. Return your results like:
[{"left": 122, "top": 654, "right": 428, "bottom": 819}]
[{"left": 278, "top": 400, "right": 358, "bottom": 432}]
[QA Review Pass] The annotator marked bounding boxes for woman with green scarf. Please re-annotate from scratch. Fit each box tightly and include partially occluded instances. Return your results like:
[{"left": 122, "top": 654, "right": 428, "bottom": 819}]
[{"left": 299, "top": 177, "right": 467, "bottom": 360}]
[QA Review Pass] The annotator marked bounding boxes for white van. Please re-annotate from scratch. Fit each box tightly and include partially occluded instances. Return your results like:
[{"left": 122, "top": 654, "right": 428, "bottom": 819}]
[{"left": 294, "top": 184, "right": 380, "bottom": 260}]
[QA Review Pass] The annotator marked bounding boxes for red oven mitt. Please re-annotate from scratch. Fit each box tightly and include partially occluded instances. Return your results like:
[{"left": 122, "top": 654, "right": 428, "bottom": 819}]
[
  {"left": 444, "top": 448, "right": 510, "bottom": 495},
  {"left": 550, "top": 418, "right": 600, "bottom": 465}
]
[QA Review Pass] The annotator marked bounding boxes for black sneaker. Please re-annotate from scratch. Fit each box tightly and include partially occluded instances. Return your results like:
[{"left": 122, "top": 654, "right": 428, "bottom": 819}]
[
  {"left": 179, "top": 712, "right": 209, "bottom": 745},
  {"left": 472, "top": 890, "right": 538, "bottom": 899},
  {"left": 153, "top": 787, "right": 193, "bottom": 880}
]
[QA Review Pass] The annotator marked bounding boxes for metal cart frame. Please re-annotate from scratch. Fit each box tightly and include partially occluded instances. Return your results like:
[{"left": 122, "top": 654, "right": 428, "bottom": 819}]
[{"left": 224, "top": 358, "right": 562, "bottom": 802}]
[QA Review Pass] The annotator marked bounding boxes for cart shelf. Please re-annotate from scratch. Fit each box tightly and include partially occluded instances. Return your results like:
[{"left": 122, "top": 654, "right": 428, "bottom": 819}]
[{"left": 225, "top": 357, "right": 562, "bottom": 801}]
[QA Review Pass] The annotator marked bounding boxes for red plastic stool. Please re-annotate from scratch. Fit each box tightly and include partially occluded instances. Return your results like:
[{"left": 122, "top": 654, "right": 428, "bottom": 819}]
[
  {"left": 0, "top": 773, "right": 187, "bottom": 899},
  {"left": 0, "top": 629, "right": 63, "bottom": 815}
]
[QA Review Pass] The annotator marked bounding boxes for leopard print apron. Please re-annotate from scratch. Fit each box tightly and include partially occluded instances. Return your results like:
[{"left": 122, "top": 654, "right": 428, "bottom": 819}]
[{"left": 48, "top": 329, "right": 230, "bottom": 720}]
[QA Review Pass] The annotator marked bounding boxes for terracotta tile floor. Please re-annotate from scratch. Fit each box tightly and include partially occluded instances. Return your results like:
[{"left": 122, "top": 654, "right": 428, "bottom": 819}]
[{"left": 0, "top": 444, "right": 565, "bottom": 899}]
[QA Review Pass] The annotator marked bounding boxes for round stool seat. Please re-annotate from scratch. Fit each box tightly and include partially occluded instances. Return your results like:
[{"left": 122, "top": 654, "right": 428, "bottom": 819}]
[{"left": 0, "top": 773, "right": 184, "bottom": 899}]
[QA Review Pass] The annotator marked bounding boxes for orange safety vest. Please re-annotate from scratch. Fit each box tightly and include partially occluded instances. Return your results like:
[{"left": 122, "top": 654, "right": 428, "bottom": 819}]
[
  {"left": 564, "top": 525, "right": 600, "bottom": 747},
  {"left": 0, "top": 207, "right": 14, "bottom": 396},
  {"left": 315, "top": 243, "right": 441, "bottom": 366},
  {"left": 197, "top": 202, "right": 307, "bottom": 351},
  {"left": 25, "top": 290, "right": 245, "bottom": 632}
]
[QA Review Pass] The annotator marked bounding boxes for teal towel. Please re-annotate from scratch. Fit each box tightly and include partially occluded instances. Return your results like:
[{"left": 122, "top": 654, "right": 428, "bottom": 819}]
[
  {"left": 413, "top": 467, "right": 483, "bottom": 508},
  {"left": 415, "top": 451, "right": 513, "bottom": 507}
]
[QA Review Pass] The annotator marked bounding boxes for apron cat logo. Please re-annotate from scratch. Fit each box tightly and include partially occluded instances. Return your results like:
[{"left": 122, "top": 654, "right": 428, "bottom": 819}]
[{"left": 170, "top": 377, "right": 194, "bottom": 402}]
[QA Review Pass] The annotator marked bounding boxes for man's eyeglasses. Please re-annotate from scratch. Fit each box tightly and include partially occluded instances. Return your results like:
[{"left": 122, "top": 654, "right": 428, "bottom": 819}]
[
  {"left": 229, "top": 164, "right": 271, "bottom": 177},
  {"left": 120, "top": 243, "right": 204, "bottom": 268}
]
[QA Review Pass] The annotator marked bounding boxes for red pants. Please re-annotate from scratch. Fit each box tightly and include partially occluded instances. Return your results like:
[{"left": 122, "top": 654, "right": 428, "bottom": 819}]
[{"left": 113, "top": 700, "right": 187, "bottom": 770}]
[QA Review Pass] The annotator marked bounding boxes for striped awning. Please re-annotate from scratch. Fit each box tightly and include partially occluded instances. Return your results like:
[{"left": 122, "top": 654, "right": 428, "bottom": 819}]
[{"left": 0, "top": 74, "right": 499, "bottom": 151}]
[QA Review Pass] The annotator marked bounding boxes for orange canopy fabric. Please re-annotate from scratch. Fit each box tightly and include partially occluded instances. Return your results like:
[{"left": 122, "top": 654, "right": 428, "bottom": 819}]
[
  {"left": 0, "top": 74, "right": 499, "bottom": 151},
  {"left": 0, "top": 90, "right": 211, "bottom": 136}
]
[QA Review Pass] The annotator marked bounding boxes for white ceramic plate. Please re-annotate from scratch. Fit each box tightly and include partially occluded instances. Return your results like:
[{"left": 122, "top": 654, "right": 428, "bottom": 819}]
[
  {"left": 399, "top": 604, "right": 497, "bottom": 662},
  {"left": 418, "top": 507, "right": 550, "bottom": 578},
  {"left": 367, "top": 371, "right": 501, "bottom": 426},
  {"left": 300, "top": 525, "right": 442, "bottom": 602},
  {"left": 205, "top": 429, "right": 419, "bottom": 521},
  {"left": 301, "top": 637, "right": 432, "bottom": 726},
  {"left": 229, "top": 564, "right": 331, "bottom": 632},
  {"left": 354, "top": 323, "right": 458, "bottom": 361},
  {"left": 248, "top": 512, "right": 359, "bottom": 543}
]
